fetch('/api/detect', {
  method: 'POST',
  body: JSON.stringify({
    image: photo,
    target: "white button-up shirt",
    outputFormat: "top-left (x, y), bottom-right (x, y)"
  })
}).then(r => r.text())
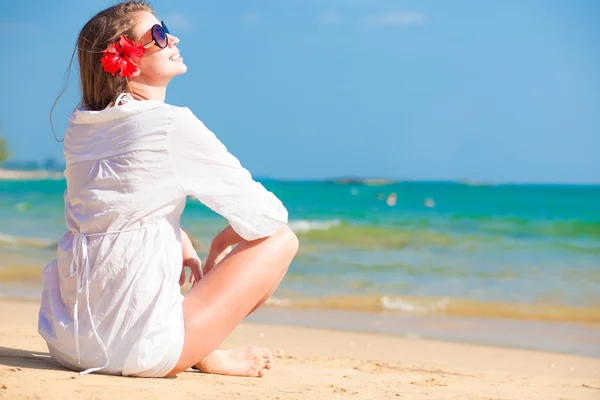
top-left (38, 96), bottom-right (288, 377)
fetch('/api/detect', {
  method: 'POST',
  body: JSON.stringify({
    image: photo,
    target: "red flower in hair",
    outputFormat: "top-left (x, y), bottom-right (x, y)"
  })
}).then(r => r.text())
top-left (101, 36), bottom-right (145, 78)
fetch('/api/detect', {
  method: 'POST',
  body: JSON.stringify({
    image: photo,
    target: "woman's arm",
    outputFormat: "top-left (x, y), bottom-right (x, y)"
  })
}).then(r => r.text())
top-left (211, 225), bottom-right (243, 250)
top-left (181, 229), bottom-right (198, 261)
top-left (202, 225), bottom-right (242, 276)
top-left (180, 228), bottom-right (202, 286)
top-left (168, 108), bottom-right (288, 242)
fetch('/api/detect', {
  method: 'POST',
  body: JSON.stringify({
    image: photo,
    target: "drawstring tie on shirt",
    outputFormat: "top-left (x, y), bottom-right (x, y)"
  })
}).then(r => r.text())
top-left (68, 222), bottom-right (157, 375)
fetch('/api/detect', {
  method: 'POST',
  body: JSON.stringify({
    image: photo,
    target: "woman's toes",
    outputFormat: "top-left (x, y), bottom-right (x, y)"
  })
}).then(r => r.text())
top-left (248, 364), bottom-right (261, 377)
top-left (197, 346), bottom-right (269, 378)
top-left (263, 348), bottom-right (273, 364)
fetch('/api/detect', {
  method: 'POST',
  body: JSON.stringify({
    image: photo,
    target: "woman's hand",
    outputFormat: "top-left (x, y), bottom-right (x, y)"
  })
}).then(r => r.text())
top-left (201, 225), bottom-right (243, 276)
top-left (180, 229), bottom-right (203, 287)
top-left (202, 245), bottom-right (232, 276)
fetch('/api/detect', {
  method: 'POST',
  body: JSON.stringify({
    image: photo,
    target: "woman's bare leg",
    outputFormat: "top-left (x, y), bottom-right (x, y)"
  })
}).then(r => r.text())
top-left (247, 266), bottom-right (288, 316)
top-left (166, 225), bottom-right (298, 377)
top-left (180, 231), bottom-right (286, 374)
top-left (181, 228), bottom-right (281, 317)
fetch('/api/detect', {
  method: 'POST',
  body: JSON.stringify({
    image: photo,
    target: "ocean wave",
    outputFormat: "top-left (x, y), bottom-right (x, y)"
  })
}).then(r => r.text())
top-left (15, 202), bottom-right (32, 211)
top-left (290, 217), bottom-right (600, 250)
top-left (294, 223), bottom-right (455, 249)
top-left (380, 296), bottom-right (449, 313)
top-left (264, 294), bottom-right (600, 323)
top-left (288, 219), bottom-right (342, 233)
top-left (0, 233), bottom-right (56, 249)
top-left (448, 216), bottom-right (600, 239)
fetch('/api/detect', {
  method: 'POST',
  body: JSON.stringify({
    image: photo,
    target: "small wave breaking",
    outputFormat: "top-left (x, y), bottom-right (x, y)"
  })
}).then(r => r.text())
top-left (0, 233), bottom-right (56, 249)
top-left (264, 294), bottom-right (600, 323)
top-left (288, 219), bottom-right (342, 233)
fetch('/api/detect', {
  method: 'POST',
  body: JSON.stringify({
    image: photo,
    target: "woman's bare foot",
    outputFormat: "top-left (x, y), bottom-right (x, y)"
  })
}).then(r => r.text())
top-left (194, 346), bottom-right (273, 377)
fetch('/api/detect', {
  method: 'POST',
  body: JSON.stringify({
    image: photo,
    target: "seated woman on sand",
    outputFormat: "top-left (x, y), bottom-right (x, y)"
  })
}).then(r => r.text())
top-left (38, 0), bottom-right (299, 378)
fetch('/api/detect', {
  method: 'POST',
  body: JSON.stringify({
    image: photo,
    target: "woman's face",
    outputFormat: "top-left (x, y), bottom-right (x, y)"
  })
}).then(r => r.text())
top-left (132, 11), bottom-right (187, 85)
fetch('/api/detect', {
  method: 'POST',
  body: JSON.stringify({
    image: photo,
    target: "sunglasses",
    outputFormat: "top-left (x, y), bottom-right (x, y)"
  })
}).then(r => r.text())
top-left (142, 21), bottom-right (170, 49)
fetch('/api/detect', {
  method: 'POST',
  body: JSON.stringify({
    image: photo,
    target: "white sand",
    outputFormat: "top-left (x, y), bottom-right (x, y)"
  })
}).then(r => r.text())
top-left (0, 299), bottom-right (598, 399)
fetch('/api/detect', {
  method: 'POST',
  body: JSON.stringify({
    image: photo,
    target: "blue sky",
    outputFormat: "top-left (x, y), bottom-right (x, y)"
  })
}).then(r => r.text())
top-left (0, 0), bottom-right (598, 183)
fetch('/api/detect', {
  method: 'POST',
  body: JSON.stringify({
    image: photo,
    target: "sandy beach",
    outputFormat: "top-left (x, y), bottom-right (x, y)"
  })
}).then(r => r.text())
top-left (0, 299), bottom-right (598, 399)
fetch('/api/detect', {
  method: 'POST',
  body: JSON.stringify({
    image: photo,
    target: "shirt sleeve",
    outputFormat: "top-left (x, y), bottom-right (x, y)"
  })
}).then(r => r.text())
top-left (168, 107), bottom-right (288, 241)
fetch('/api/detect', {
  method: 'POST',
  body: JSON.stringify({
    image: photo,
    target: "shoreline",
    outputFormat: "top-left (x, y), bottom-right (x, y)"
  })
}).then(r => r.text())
top-left (247, 308), bottom-right (600, 359)
top-left (3, 278), bottom-right (600, 325)
top-left (3, 293), bottom-right (600, 359)
top-left (1, 298), bottom-right (598, 399)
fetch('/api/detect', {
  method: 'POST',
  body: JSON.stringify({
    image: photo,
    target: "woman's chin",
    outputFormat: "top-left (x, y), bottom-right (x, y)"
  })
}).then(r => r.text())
top-left (174, 62), bottom-right (188, 75)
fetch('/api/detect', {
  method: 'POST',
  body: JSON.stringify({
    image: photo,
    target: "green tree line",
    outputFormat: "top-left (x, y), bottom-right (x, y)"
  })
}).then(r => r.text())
top-left (0, 122), bottom-right (9, 165)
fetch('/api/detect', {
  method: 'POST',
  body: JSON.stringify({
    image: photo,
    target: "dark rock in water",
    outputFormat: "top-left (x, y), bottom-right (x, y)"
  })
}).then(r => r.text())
top-left (328, 177), bottom-right (397, 186)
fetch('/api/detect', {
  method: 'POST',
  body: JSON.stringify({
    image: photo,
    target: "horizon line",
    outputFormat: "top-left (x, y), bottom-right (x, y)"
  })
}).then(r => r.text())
top-left (0, 166), bottom-right (598, 187)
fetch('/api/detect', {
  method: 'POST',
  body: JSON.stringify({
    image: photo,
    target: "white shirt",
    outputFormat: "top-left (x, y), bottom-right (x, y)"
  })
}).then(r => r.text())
top-left (38, 96), bottom-right (288, 376)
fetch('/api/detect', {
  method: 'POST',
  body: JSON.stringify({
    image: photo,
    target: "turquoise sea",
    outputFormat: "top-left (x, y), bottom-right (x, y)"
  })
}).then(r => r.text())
top-left (1, 178), bottom-right (599, 356)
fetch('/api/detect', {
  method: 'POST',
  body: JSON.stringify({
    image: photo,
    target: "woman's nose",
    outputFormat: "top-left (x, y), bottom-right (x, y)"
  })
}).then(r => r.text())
top-left (168, 34), bottom-right (179, 47)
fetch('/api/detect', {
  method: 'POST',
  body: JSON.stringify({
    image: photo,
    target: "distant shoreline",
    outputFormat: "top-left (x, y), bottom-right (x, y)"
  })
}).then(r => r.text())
top-left (327, 177), bottom-right (397, 185)
top-left (0, 168), bottom-right (63, 181)
top-left (0, 168), bottom-right (598, 186)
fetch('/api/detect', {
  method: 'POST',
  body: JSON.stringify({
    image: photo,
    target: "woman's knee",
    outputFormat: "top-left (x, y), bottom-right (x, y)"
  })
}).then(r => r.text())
top-left (255, 225), bottom-right (298, 278)
top-left (273, 225), bottom-right (299, 259)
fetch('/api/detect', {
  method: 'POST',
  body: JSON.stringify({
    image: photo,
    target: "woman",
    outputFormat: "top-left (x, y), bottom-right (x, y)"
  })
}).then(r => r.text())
top-left (38, 0), bottom-right (298, 378)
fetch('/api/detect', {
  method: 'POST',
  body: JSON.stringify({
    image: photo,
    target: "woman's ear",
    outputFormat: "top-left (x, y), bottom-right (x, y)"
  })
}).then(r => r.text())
top-left (131, 67), bottom-right (141, 77)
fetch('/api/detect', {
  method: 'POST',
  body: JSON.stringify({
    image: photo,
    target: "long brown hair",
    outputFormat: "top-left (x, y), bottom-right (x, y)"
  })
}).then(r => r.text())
top-left (51, 1), bottom-right (153, 140)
